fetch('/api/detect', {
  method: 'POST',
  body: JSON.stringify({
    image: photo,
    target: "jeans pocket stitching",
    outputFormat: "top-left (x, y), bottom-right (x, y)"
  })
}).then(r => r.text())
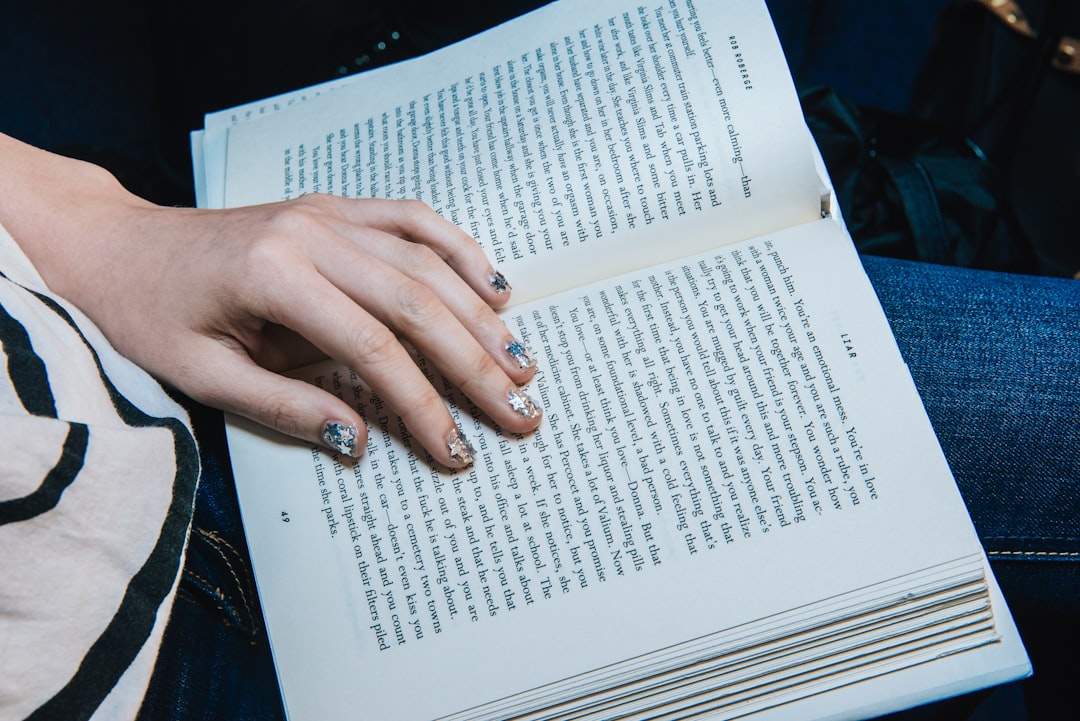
top-left (180, 567), bottom-right (237, 618)
top-left (193, 527), bottom-right (256, 622)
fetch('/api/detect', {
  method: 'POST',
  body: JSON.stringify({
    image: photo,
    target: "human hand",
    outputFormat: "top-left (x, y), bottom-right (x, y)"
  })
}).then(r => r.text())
top-left (0, 135), bottom-right (541, 467)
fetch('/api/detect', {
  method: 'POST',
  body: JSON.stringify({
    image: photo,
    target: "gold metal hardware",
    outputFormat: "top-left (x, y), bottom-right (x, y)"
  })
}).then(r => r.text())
top-left (978, 0), bottom-right (1036, 36)
top-left (975, 0), bottom-right (1080, 74)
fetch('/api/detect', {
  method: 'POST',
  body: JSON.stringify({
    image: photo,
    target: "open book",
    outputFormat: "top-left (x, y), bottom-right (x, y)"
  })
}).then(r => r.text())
top-left (193, 1), bottom-right (1030, 719)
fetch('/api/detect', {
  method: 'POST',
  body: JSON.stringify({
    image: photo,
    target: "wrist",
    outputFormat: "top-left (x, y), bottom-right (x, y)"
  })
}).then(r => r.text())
top-left (0, 133), bottom-right (156, 299)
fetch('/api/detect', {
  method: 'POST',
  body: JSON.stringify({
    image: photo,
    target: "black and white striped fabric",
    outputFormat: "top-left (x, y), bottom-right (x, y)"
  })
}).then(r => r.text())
top-left (0, 225), bottom-right (198, 720)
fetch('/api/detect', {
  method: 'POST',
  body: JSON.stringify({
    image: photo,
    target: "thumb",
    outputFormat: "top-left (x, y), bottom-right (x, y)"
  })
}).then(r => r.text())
top-left (181, 342), bottom-right (369, 459)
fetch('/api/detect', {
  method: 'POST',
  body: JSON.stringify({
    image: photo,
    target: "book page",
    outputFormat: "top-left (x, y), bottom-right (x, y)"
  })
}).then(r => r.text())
top-left (199, 75), bottom-right (366, 209)
top-left (226, 219), bottom-right (1025, 721)
top-left (221, 0), bottom-right (822, 303)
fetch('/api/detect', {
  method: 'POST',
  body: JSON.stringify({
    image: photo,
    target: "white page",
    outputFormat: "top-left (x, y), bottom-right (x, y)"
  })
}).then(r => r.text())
top-left (199, 76), bottom-right (364, 208)
top-left (190, 130), bottom-right (208, 208)
top-left (227, 219), bottom-right (1027, 721)
top-left (219, 0), bottom-right (823, 302)
top-left (471, 575), bottom-right (997, 719)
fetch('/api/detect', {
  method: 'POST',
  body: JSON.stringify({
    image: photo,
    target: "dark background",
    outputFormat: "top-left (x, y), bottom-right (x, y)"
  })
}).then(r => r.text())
top-left (0, 0), bottom-right (951, 206)
top-left (2, 2), bottom-right (1075, 719)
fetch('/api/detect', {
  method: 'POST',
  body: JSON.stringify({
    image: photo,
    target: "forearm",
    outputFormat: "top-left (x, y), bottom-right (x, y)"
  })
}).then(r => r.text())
top-left (0, 132), bottom-right (158, 306)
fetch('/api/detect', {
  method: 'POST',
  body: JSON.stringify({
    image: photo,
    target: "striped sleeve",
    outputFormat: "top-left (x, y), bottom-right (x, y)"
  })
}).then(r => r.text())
top-left (0, 225), bottom-right (198, 721)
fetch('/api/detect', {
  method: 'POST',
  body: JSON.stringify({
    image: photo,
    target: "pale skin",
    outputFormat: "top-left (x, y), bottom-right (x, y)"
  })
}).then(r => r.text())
top-left (0, 132), bottom-right (542, 467)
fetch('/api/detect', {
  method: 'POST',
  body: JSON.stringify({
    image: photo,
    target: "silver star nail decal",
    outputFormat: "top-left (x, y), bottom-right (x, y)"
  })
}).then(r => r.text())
top-left (508, 388), bottom-right (541, 420)
top-left (506, 339), bottom-right (537, 370)
top-left (447, 427), bottom-right (476, 465)
top-left (322, 421), bottom-right (360, 457)
top-left (488, 269), bottom-right (511, 294)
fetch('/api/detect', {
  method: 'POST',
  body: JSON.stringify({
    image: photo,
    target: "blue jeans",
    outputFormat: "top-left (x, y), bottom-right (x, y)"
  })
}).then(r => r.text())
top-left (138, 255), bottom-right (1079, 721)
top-left (864, 257), bottom-right (1080, 721)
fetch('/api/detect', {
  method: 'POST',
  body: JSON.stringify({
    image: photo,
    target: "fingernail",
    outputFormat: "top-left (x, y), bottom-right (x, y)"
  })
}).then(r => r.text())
top-left (505, 338), bottom-right (537, 370)
top-left (488, 269), bottom-right (511, 294)
top-left (322, 421), bottom-right (361, 458)
top-left (447, 426), bottom-right (476, 465)
top-left (507, 388), bottom-right (542, 420)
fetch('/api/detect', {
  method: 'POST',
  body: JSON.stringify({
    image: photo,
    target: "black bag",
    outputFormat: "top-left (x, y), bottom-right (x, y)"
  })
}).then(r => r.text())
top-left (910, 0), bottom-right (1080, 278)
top-left (802, 86), bottom-right (1032, 272)
top-left (802, 0), bottom-right (1080, 278)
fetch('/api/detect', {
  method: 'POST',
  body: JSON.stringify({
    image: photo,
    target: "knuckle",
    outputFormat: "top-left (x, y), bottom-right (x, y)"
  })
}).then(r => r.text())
top-left (264, 202), bottom-right (321, 236)
top-left (394, 279), bottom-right (441, 326)
top-left (347, 323), bottom-right (399, 365)
top-left (297, 192), bottom-right (339, 212)
top-left (397, 198), bottom-right (433, 219)
top-left (400, 242), bottom-right (443, 276)
top-left (241, 204), bottom-right (334, 282)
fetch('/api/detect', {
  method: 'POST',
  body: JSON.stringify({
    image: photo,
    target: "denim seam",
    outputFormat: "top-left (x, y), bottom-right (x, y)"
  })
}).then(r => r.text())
top-left (173, 587), bottom-right (204, 608)
top-left (192, 527), bottom-right (256, 623)
top-left (180, 567), bottom-right (236, 617)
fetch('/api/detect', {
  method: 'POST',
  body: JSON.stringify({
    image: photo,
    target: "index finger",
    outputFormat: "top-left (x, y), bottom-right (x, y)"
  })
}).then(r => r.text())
top-left (331, 197), bottom-right (513, 306)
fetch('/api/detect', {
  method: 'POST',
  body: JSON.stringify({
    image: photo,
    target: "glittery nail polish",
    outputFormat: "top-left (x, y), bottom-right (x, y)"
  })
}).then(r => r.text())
top-left (507, 388), bottom-right (542, 420)
top-left (488, 269), bottom-right (511, 294)
top-left (447, 426), bottom-right (476, 465)
top-left (322, 421), bottom-right (360, 457)
top-left (505, 338), bottom-right (537, 370)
